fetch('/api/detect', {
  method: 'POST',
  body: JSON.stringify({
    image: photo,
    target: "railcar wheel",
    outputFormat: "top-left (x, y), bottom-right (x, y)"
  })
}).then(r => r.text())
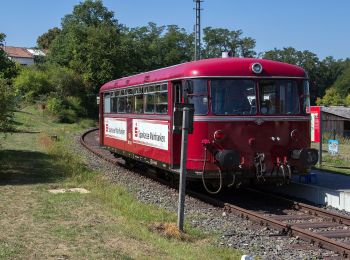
top-left (124, 158), bottom-right (136, 169)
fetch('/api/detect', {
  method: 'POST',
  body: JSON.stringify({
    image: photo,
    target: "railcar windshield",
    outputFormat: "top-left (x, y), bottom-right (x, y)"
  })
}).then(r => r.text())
top-left (259, 80), bottom-right (300, 115)
top-left (211, 79), bottom-right (256, 115)
top-left (302, 80), bottom-right (311, 114)
top-left (186, 79), bottom-right (208, 115)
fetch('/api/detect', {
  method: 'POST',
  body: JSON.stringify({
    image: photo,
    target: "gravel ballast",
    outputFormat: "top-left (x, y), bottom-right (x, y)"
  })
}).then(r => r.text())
top-left (73, 131), bottom-right (341, 259)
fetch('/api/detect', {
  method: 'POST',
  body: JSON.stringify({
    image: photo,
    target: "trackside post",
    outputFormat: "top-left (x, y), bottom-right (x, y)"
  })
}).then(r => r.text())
top-left (177, 106), bottom-right (193, 231)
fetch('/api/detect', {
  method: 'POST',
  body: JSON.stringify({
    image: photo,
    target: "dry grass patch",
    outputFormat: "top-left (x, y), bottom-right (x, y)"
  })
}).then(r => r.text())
top-left (38, 133), bottom-right (55, 150)
top-left (149, 222), bottom-right (192, 241)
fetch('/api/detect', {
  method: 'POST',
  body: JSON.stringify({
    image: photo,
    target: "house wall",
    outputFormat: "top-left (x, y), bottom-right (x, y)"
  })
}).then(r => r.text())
top-left (9, 57), bottom-right (34, 66)
top-left (322, 112), bottom-right (345, 136)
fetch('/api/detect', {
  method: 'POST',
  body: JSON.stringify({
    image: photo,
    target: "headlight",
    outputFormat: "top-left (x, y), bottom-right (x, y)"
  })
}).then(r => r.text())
top-left (251, 63), bottom-right (263, 74)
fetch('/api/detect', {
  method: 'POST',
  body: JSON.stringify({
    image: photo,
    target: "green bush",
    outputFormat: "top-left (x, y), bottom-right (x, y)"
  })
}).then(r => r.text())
top-left (13, 67), bottom-right (51, 102)
top-left (58, 109), bottom-right (78, 123)
top-left (316, 88), bottom-right (345, 106)
top-left (47, 96), bottom-right (63, 114)
top-left (78, 119), bottom-right (97, 128)
top-left (64, 96), bottom-right (86, 116)
top-left (47, 65), bottom-right (85, 98)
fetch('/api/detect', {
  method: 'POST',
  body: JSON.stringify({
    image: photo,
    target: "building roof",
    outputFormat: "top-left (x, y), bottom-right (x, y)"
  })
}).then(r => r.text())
top-left (27, 48), bottom-right (46, 56)
top-left (322, 106), bottom-right (350, 120)
top-left (0, 46), bottom-right (33, 58)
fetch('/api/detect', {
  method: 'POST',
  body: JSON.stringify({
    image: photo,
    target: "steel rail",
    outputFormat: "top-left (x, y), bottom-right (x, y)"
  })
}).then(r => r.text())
top-left (188, 190), bottom-right (350, 258)
top-left (246, 188), bottom-right (350, 226)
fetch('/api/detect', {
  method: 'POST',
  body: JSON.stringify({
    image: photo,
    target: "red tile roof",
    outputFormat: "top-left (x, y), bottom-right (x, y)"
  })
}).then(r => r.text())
top-left (0, 46), bottom-right (33, 58)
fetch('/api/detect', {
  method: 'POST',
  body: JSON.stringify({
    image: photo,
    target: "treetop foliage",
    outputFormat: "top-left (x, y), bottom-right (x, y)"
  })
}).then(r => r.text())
top-left (37, 27), bottom-right (61, 49)
top-left (202, 27), bottom-right (256, 58)
top-left (62, 0), bottom-right (118, 28)
top-left (0, 33), bottom-right (5, 45)
top-left (48, 0), bottom-right (122, 93)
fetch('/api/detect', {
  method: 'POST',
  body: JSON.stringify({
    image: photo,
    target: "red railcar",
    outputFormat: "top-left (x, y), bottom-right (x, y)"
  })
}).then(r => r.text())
top-left (99, 58), bottom-right (318, 193)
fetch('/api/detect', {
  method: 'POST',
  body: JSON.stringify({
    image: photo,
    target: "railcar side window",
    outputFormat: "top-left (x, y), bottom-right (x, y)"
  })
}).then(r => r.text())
top-left (259, 80), bottom-right (300, 115)
top-left (156, 84), bottom-right (168, 114)
top-left (108, 83), bottom-right (168, 115)
top-left (144, 86), bottom-right (156, 113)
top-left (211, 80), bottom-right (255, 115)
top-left (104, 93), bottom-right (111, 113)
top-left (186, 79), bottom-right (208, 115)
top-left (126, 89), bottom-right (134, 113)
top-left (134, 87), bottom-right (144, 114)
top-left (117, 96), bottom-right (126, 113)
top-left (111, 91), bottom-right (118, 112)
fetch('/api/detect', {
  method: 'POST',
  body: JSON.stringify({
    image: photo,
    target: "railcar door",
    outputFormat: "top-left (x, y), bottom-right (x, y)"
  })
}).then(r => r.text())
top-left (171, 81), bottom-right (183, 168)
top-left (99, 92), bottom-right (104, 146)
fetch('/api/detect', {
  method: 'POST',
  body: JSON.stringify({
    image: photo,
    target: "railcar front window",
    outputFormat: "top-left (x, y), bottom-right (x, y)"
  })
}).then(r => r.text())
top-left (211, 80), bottom-right (256, 115)
top-left (259, 80), bottom-right (300, 115)
top-left (186, 79), bottom-right (208, 115)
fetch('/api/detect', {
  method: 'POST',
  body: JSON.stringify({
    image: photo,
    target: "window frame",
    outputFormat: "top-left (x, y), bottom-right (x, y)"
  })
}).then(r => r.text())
top-left (103, 81), bottom-right (169, 115)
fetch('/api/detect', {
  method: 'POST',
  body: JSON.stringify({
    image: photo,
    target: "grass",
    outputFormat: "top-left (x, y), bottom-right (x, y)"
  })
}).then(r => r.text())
top-left (0, 106), bottom-right (241, 259)
top-left (311, 141), bottom-right (350, 175)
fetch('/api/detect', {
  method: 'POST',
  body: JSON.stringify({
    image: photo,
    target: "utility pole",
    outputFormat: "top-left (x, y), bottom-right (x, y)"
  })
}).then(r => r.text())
top-left (194, 0), bottom-right (203, 61)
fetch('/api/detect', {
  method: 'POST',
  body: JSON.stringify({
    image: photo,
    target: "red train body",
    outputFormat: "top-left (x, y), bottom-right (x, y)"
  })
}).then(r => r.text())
top-left (99, 58), bottom-right (318, 190)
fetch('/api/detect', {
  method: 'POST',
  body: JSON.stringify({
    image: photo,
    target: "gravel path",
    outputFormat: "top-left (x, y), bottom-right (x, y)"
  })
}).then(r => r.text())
top-left (73, 131), bottom-right (340, 259)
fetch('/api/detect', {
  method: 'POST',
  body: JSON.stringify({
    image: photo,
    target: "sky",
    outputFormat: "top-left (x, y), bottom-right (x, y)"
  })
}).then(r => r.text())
top-left (0, 0), bottom-right (349, 60)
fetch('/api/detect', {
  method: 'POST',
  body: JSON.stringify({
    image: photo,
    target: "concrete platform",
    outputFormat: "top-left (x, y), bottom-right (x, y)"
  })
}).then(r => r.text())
top-left (261, 169), bottom-right (350, 212)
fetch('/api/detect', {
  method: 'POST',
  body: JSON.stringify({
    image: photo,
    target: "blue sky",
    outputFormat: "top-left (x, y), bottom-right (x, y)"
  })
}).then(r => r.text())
top-left (0, 0), bottom-right (349, 60)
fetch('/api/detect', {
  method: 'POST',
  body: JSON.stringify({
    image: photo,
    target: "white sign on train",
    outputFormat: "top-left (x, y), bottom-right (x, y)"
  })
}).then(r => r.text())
top-left (105, 118), bottom-right (127, 141)
top-left (132, 119), bottom-right (169, 150)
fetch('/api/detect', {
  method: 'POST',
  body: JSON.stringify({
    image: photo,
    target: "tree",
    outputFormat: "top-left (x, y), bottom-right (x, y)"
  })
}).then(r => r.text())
top-left (0, 33), bottom-right (5, 44)
top-left (0, 33), bottom-right (18, 79)
top-left (119, 22), bottom-right (193, 75)
top-left (331, 66), bottom-right (350, 96)
top-left (48, 0), bottom-right (123, 93)
top-left (159, 25), bottom-right (193, 66)
top-left (13, 66), bottom-right (51, 101)
top-left (0, 77), bottom-right (15, 132)
top-left (202, 27), bottom-right (256, 58)
top-left (37, 27), bottom-right (61, 49)
top-left (263, 47), bottom-right (320, 103)
top-left (316, 87), bottom-right (344, 106)
top-left (315, 56), bottom-right (344, 97)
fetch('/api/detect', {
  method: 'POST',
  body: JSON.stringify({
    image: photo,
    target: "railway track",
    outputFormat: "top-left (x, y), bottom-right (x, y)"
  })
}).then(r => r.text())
top-left (81, 128), bottom-right (350, 258)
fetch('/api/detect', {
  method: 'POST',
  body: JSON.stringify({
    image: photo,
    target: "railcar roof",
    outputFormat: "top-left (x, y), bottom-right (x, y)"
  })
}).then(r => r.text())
top-left (100, 58), bottom-right (306, 92)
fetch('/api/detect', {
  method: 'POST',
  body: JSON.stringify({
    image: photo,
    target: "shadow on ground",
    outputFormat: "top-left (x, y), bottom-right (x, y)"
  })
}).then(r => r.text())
top-left (0, 150), bottom-right (65, 185)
